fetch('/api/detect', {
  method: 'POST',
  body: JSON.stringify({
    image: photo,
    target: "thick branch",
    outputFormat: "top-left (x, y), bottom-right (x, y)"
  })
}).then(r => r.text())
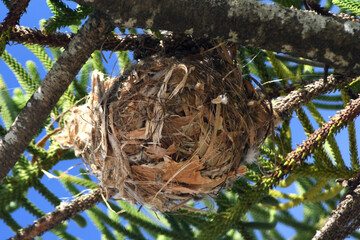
top-left (9, 189), bottom-right (103, 240)
top-left (0, 12), bottom-right (114, 181)
top-left (72, 0), bottom-right (360, 75)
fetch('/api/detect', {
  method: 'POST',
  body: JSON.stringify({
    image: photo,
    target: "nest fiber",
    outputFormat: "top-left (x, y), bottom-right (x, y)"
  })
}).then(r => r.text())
top-left (55, 51), bottom-right (274, 211)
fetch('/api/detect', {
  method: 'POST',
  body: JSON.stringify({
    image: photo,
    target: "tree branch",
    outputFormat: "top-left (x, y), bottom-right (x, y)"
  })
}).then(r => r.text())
top-left (71, 0), bottom-right (360, 75)
top-left (274, 75), bottom-right (354, 119)
top-left (0, 0), bottom-right (30, 33)
top-left (10, 26), bottom-right (161, 54)
top-left (259, 75), bottom-right (358, 188)
top-left (9, 189), bottom-right (104, 240)
top-left (0, 11), bottom-right (114, 181)
top-left (312, 178), bottom-right (360, 240)
top-left (282, 95), bottom-right (360, 175)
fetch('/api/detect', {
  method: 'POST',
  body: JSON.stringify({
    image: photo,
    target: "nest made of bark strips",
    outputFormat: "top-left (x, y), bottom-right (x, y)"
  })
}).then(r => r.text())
top-left (54, 50), bottom-right (275, 211)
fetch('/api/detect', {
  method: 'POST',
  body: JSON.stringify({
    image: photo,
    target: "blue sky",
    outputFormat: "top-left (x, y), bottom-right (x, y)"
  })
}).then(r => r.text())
top-left (0, 0), bottom-right (358, 239)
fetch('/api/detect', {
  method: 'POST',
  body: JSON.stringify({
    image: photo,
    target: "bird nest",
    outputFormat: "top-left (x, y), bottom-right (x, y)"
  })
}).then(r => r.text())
top-left (54, 48), bottom-right (275, 211)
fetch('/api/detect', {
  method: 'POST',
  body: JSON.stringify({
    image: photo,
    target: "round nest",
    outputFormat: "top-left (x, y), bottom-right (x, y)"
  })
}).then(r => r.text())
top-left (54, 49), bottom-right (274, 211)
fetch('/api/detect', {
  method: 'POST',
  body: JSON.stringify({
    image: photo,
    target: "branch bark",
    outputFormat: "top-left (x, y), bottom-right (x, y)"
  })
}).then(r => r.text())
top-left (273, 89), bottom-right (360, 180)
top-left (312, 180), bottom-right (360, 240)
top-left (71, 0), bottom-right (360, 75)
top-left (274, 75), bottom-right (354, 119)
top-left (9, 189), bottom-right (104, 240)
top-left (0, 11), bottom-right (114, 181)
top-left (10, 26), bottom-right (160, 53)
top-left (0, 0), bottom-right (30, 34)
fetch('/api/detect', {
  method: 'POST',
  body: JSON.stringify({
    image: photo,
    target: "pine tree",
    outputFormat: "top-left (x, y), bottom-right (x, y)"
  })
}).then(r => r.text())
top-left (1, 0), bottom-right (360, 239)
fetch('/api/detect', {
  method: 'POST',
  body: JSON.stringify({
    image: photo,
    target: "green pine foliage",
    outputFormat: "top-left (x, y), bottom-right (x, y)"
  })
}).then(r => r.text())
top-left (45, 0), bottom-right (92, 33)
top-left (26, 44), bottom-right (54, 71)
top-left (117, 51), bottom-right (132, 74)
top-left (2, 0), bottom-right (360, 239)
top-left (333, 0), bottom-right (360, 16)
top-left (0, 75), bottom-right (17, 128)
top-left (92, 51), bottom-right (107, 74)
top-left (1, 50), bottom-right (38, 95)
top-left (0, 26), bottom-right (10, 56)
top-left (74, 60), bottom-right (92, 99)
top-left (265, 50), bottom-right (294, 83)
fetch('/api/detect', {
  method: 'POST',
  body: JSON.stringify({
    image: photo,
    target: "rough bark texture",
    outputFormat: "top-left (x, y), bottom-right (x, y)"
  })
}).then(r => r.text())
top-left (72, 0), bottom-right (360, 75)
top-left (0, 11), bottom-right (114, 181)
top-left (0, 0), bottom-right (30, 33)
top-left (9, 189), bottom-right (103, 240)
top-left (312, 183), bottom-right (360, 240)
top-left (10, 26), bottom-right (161, 54)
top-left (275, 95), bottom-right (360, 240)
top-left (275, 75), bottom-right (354, 119)
top-left (2, 1), bottom-right (360, 238)
top-left (275, 91), bottom-right (360, 178)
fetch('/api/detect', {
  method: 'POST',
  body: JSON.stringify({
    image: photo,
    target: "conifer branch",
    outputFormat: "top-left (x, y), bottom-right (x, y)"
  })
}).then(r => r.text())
top-left (44, 1), bottom-right (92, 34)
top-left (71, 0), bottom-right (360, 75)
top-left (0, 11), bottom-right (114, 182)
top-left (333, 0), bottom-right (360, 16)
top-left (312, 174), bottom-right (360, 240)
top-left (305, 103), bottom-right (344, 167)
top-left (271, 95), bottom-right (360, 186)
top-left (296, 108), bottom-right (334, 169)
top-left (10, 26), bottom-right (161, 53)
top-left (0, 0), bottom-right (30, 34)
top-left (275, 75), bottom-right (355, 119)
top-left (260, 86), bottom-right (360, 189)
top-left (0, 0), bottom-right (30, 55)
top-left (11, 26), bottom-right (73, 47)
top-left (9, 189), bottom-right (104, 240)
